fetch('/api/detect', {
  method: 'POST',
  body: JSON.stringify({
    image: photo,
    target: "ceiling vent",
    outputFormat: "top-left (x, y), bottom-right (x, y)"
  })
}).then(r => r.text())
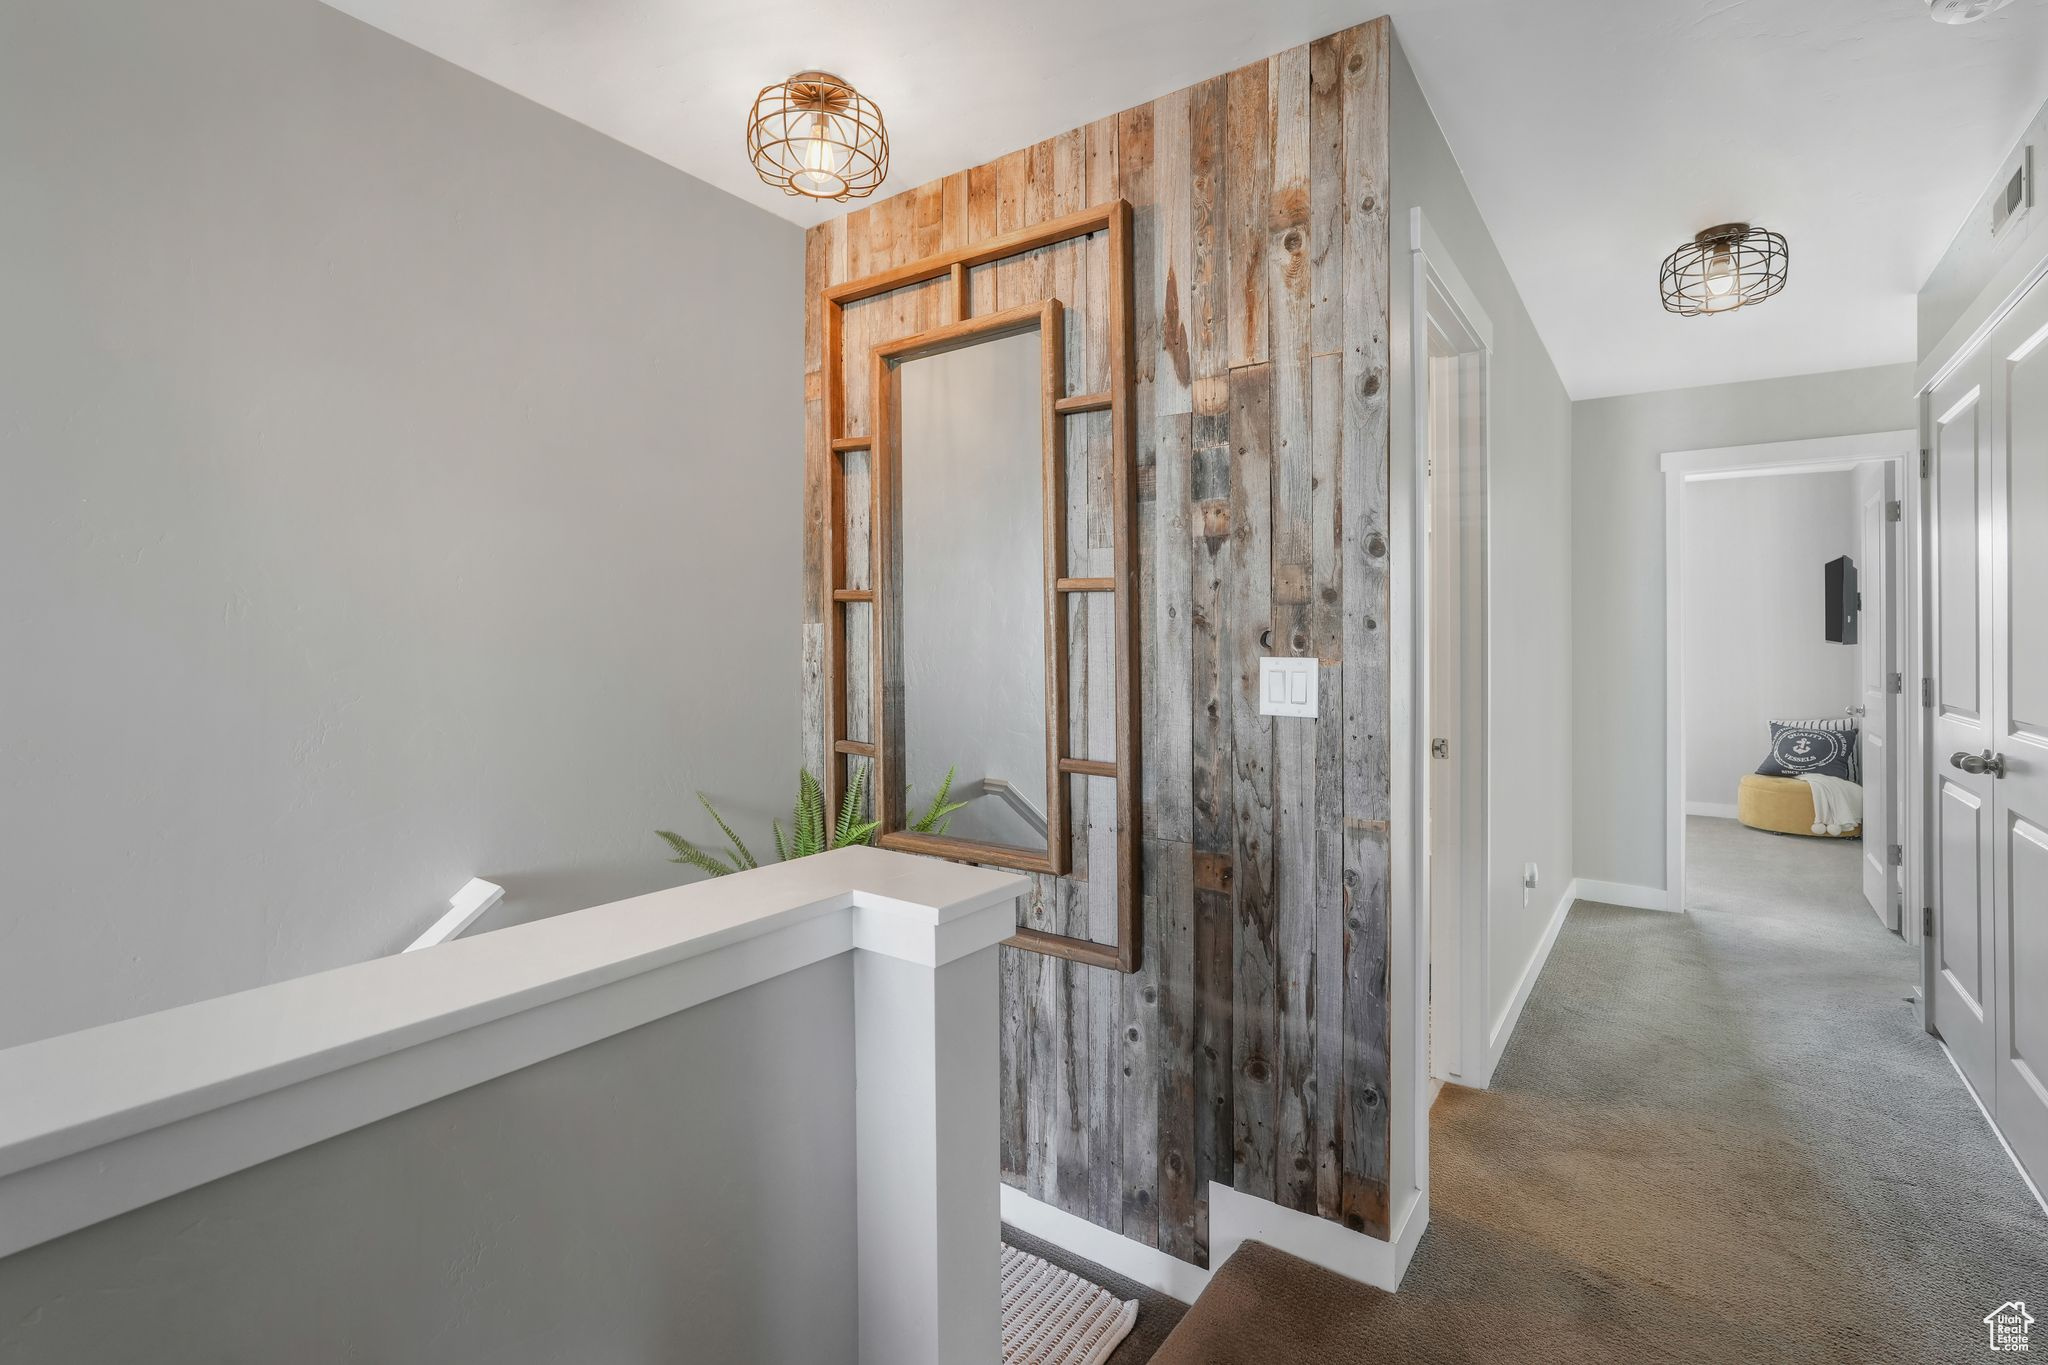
top-left (1992, 148), bottom-right (2033, 237)
top-left (1926, 0), bottom-right (2015, 22)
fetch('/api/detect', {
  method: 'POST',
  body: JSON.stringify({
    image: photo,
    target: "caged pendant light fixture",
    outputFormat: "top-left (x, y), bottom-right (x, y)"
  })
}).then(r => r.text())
top-left (1659, 223), bottom-right (1789, 317)
top-left (746, 71), bottom-right (888, 202)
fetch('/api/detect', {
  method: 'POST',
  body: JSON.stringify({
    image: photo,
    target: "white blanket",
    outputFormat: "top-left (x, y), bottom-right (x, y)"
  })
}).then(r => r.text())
top-left (1798, 773), bottom-right (1863, 835)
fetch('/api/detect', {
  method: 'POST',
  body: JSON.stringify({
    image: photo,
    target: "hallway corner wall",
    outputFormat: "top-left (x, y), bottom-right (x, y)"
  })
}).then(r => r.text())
top-left (1388, 34), bottom-right (1576, 1047)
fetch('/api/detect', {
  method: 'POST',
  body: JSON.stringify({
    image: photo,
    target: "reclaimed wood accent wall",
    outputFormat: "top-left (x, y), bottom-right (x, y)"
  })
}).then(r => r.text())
top-left (800, 17), bottom-right (1392, 1258)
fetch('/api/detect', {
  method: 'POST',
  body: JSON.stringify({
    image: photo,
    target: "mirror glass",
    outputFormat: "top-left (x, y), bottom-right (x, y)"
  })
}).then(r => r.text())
top-left (896, 329), bottom-right (1047, 854)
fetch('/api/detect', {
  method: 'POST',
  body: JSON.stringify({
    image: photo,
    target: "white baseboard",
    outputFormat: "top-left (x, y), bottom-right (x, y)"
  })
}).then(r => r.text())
top-left (1206, 1181), bottom-right (1427, 1293)
top-left (1685, 802), bottom-right (1740, 821)
top-left (1475, 877), bottom-right (1578, 1087)
top-left (999, 1184), bottom-right (1209, 1304)
top-left (1573, 878), bottom-right (1673, 913)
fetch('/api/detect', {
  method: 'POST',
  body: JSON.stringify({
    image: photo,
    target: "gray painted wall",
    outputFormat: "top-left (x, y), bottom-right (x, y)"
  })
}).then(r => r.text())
top-left (1571, 365), bottom-right (1915, 891)
top-left (0, 958), bottom-right (859, 1365)
top-left (0, 0), bottom-right (804, 1047)
top-left (1389, 38), bottom-right (1578, 1029)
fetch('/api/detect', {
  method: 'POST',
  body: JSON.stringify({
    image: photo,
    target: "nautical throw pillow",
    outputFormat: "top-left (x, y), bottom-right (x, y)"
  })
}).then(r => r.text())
top-left (1757, 721), bottom-right (1859, 781)
top-left (1775, 715), bottom-right (1862, 782)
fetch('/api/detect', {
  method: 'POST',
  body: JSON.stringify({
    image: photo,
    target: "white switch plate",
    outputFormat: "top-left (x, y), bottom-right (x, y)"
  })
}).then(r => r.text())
top-left (1258, 657), bottom-right (1318, 718)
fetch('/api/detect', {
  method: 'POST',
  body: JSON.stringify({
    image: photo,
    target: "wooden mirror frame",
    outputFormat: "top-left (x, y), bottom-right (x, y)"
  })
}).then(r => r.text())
top-left (819, 200), bottom-right (1140, 971)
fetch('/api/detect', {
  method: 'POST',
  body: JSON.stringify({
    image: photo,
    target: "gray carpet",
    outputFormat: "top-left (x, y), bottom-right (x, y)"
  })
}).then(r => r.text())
top-left (1146, 816), bottom-right (2047, 1363)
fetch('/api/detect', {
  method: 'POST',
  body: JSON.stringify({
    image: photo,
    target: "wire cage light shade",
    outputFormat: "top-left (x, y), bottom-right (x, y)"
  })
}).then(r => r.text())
top-left (746, 71), bottom-right (888, 202)
top-left (1659, 223), bottom-right (1788, 317)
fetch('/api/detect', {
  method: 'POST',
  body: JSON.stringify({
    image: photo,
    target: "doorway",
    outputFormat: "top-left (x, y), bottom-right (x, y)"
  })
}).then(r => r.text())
top-left (1406, 210), bottom-right (1491, 1098)
top-left (1660, 432), bottom-right (1922, 925)
top-left (1423, 290), bottom-right (1488, 1091)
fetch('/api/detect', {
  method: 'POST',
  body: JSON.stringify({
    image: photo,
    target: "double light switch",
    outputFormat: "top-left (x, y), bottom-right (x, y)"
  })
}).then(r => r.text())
top-left (1258, 656), bottom-right (1318, 718)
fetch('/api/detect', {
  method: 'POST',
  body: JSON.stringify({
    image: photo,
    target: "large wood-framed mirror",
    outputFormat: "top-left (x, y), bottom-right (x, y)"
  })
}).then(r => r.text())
top-left (818, 201), bottom-right (1138, 971)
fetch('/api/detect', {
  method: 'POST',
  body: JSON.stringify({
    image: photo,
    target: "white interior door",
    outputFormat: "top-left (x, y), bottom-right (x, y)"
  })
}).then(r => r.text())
top-left (1988, 281), bottom-right (2048, 1188)
top-left (1428, 352), bottom-right (1461, 1083)
top-left (1859, 465), bottom-right (1896, 927)
top-left (1928, 351), bottom-right (1999, 1102)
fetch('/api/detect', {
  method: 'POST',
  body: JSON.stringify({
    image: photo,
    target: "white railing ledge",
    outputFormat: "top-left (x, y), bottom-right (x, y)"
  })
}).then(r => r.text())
top-left (0, 846), bottom-right (1026, 1263)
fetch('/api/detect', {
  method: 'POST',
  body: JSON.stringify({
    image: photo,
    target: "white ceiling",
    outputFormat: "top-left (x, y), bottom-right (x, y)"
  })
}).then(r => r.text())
top-left (322, 0), bottom-right (2048, 399)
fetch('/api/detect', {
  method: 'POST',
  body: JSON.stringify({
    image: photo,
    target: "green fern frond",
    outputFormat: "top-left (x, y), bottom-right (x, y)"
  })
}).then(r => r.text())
top-left (910, 767), bottom-right (971, 834)
top-left (799, 769), bottom-right (829, 858)
top-left (657, 829), bottom-right (738, 877)
top-left (697, 793), bottom-right (758, 870)
top-left (772, 818), bottom-right (790, 864)
top-left (834, 762), bottom-right (872, 847)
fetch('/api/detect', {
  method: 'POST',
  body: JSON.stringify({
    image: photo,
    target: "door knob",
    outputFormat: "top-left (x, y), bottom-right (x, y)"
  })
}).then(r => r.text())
top-left (1950, 750), bottom-right (2008, 778)
top-left (1845, 705), bottom-right (1867, 717)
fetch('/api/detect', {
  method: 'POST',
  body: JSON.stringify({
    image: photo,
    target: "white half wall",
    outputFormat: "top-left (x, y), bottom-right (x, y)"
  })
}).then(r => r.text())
top-left (0, 960), bottom-right (863, 1365)
top-left (1681, 471), bottom-right (1862, 808)
top-left (1571, 365), bottom-right (1916, 891)
top-left (0, 0), bottom-right (804, 1047)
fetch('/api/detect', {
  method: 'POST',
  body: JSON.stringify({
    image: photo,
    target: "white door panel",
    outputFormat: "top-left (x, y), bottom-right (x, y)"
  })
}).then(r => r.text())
top-left (2003, 819), bottom-right (2048, 1168)
top-left (1937, 778), bottom-right (1989, 1016)
top-left (1989, 285), bottom-right (2048, 1189)
top-left (1928, 355), bottom-right (2000, 1105)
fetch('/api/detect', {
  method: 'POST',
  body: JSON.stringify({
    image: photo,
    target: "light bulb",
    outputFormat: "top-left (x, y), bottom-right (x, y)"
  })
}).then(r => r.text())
top-left (1703, 247), bottom-right (1738, 297)
top-left (793, 111), bottom-right (848, 195)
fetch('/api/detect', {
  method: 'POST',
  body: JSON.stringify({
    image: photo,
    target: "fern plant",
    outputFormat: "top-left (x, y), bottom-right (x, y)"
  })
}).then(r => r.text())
top-left (908, 766), bottom-right (969, 835)
top-left (660, 761), bottom-right (916, 877)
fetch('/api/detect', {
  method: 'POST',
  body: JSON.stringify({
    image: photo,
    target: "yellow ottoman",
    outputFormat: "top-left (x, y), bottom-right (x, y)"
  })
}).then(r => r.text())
top-left (1736, 774), bottom-right (1859, 838)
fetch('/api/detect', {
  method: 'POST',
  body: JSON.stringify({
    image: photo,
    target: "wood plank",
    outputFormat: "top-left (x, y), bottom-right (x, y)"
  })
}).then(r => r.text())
top-left (1225, 58), bottom-right (1273, 371)
top-left (1267, 41), bottom-right (1318, 1218)
top-left (831, 435), bottom-right (872, 452)
top-left (1148, 838), bottom-right (1195, 1255)
top-left (1226, 362), bottom-right (1277, 1205)
top-left (1153, 86), bottom-right (1193, 418)
top-left (1309, 353), bottom-right (1347, 1222)
top-left (1054, 392), bottom-right (1114, 414)
top-left (1057, 577), bottom-right (1115, 593)
top-left (831, 588), bottom-right (873, 603)
top-left (1081, 111), bottom-right (1125, 1233)
top-left (1058, 757), bottom-right (1118, 778)
top-left (1338, 17), bottom-right (1393, 1240)
top-left (1308, 32), bottom-right (1347, 359)
top-left (940, 170), bottom-right (970, 253)
top-left (1187, 74), bottom-right (1225, 392)
top-left (832, 739), bottom-right (875, 757)
top-left (1188, 394), bottom-right (1234, 1251)
top-left (1045, 128), bottom-right (1093, 1224)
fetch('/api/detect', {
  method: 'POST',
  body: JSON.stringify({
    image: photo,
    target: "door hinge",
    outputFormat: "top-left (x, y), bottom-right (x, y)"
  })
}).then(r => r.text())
top-left (1886, 499), bottom-right (1902, 522)
top-left (1431, 738), bottom-right (1450, 760)
top-left (1920, 447), bottom-right (1931, 478)
top-left (1923, 905), bottom-right (1934, 937)
top-left (1889, 843), bottom-right (1904, 867)
top-left (1922, 676), bottom-right (1934, 707)
top-left (1889, 671), bottom-right (1904, 695)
